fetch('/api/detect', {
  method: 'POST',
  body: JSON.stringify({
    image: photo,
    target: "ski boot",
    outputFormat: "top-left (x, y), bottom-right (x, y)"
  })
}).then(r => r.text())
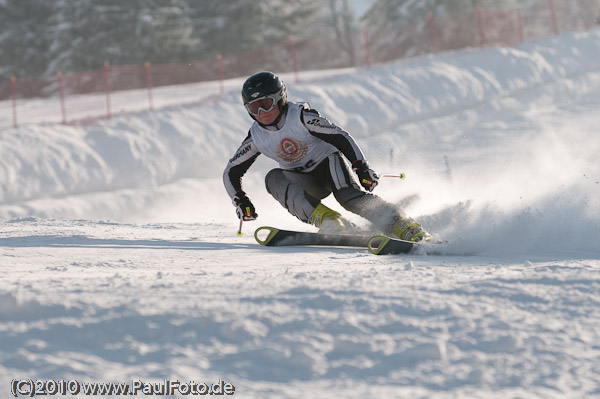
top-left (391, 217), bottom-right (431, 242)
top-left (311, 203), bottom-right (350, 234)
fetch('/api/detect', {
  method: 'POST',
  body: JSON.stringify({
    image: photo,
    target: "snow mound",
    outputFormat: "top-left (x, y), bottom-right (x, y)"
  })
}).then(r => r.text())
top-left (1, 30), bottom-right (600, 257)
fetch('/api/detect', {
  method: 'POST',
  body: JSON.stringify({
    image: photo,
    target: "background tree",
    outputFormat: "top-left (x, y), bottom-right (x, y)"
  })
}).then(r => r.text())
top-left (0, 0), bottom-right (326, 81)
top-left (188, 0), bottom-right (323, 57)
top-left (328, 0), bottom-right (358, 67)
top-left (360, 0), bottom-right (540, 61)
top-left (0, 0), bottom-right (55, 79)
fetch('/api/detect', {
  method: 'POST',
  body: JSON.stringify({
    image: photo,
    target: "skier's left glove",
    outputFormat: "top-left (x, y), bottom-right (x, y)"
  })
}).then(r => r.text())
top-left (352, 160), bottom-right (379, 192)
top-left (233, 190), bottom-right (258, 221)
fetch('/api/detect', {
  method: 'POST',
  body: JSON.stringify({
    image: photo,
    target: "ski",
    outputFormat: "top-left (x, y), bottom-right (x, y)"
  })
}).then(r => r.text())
top-left (254, 227), bottom-right (442, 256)
top-left (367, 235), bottom-right (416, 255)
top-left (254, 226), bottom-right (372, 248)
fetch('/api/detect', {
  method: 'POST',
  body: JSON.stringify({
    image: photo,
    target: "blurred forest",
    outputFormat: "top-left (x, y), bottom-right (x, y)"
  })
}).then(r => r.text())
top-left (0, 0), bottom-right (358, 80)
top-left (0, 0), bottom-right (585, 81)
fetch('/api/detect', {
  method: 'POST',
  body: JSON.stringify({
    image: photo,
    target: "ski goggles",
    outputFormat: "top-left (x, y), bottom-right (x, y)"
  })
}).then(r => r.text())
top-left (244, 94), bottom-right (280, 116)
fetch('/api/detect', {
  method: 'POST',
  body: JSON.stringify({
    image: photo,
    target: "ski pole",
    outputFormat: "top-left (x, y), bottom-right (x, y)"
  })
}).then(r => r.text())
top-left (236, 219), bottom-right (244, 237)
top-left (380, 172), bottom-right (406, 180)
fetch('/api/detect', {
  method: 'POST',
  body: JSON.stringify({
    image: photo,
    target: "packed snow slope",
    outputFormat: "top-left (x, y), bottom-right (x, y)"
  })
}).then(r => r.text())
top-left (1, 30), bottom-right (599, 399)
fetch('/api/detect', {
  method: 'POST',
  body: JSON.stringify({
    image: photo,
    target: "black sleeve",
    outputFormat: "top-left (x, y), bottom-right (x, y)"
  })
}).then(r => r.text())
top-left (301, 106), bottom-right (366, 164)
top-left (223, 131), bottom-right (261, 198)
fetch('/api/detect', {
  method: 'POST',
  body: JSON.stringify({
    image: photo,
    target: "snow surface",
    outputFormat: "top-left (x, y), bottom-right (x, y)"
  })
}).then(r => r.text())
top-left (1, 30), bottom-right (600, 398)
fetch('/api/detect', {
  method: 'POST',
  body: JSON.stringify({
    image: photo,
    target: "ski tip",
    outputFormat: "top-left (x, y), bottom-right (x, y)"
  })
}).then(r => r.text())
top-left (254, 226), bottom-right (280, 246)
top-left (367, 235), bottom-right (391, 255)
top-left (368, 235), bottom-right (416, 255)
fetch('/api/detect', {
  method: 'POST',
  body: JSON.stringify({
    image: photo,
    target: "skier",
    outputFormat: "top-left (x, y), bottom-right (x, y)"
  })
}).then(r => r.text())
top-left (223, 71), bottom-right (430, 242)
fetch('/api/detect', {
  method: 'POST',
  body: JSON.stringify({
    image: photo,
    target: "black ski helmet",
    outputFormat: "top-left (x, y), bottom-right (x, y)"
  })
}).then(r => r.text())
top-left (241, 71), bottom-right (288, 120)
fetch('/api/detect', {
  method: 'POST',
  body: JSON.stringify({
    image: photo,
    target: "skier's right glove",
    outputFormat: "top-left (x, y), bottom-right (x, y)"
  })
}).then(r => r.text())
top-left (233, 191), bottom-right (258, 221)
top-left (352, 160), bottom-right (379, 192)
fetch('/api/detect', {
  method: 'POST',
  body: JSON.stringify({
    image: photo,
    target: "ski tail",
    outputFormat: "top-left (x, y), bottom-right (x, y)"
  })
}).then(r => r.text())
top-left (254, 226), bottom-right (372, 248)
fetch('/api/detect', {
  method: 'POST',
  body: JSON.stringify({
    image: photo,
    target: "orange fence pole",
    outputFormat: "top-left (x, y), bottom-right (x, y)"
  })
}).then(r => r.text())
top-left (57, 71), bottom-right (67, 124)
top-left (103, 61), bottom-right (111, 119)
top-left (10, 76), bottom-right (17, 127)
top-left (515, 9), bottom-right (524, 44)
top-left (427, 12), bottom-right (439, 53)
top-left (547, 0), bottom-right (559, 35)
top-left (216, 54), bottom-right (224, 96)
top-left (476, 4), bottom-right (486, 48)
top-left (145, 61), bottom-right (154, 110)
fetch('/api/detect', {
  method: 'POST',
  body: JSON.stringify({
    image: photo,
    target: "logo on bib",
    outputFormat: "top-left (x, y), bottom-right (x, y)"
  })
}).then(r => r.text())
top-left (277, 138), bottom-right (308, 163)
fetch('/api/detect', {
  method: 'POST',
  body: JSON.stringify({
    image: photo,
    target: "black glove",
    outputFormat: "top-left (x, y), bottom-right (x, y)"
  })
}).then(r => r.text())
top-left (232, 191), bottom-right (258, 221)
top-left (352, 160), bottom-right (379, 192)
